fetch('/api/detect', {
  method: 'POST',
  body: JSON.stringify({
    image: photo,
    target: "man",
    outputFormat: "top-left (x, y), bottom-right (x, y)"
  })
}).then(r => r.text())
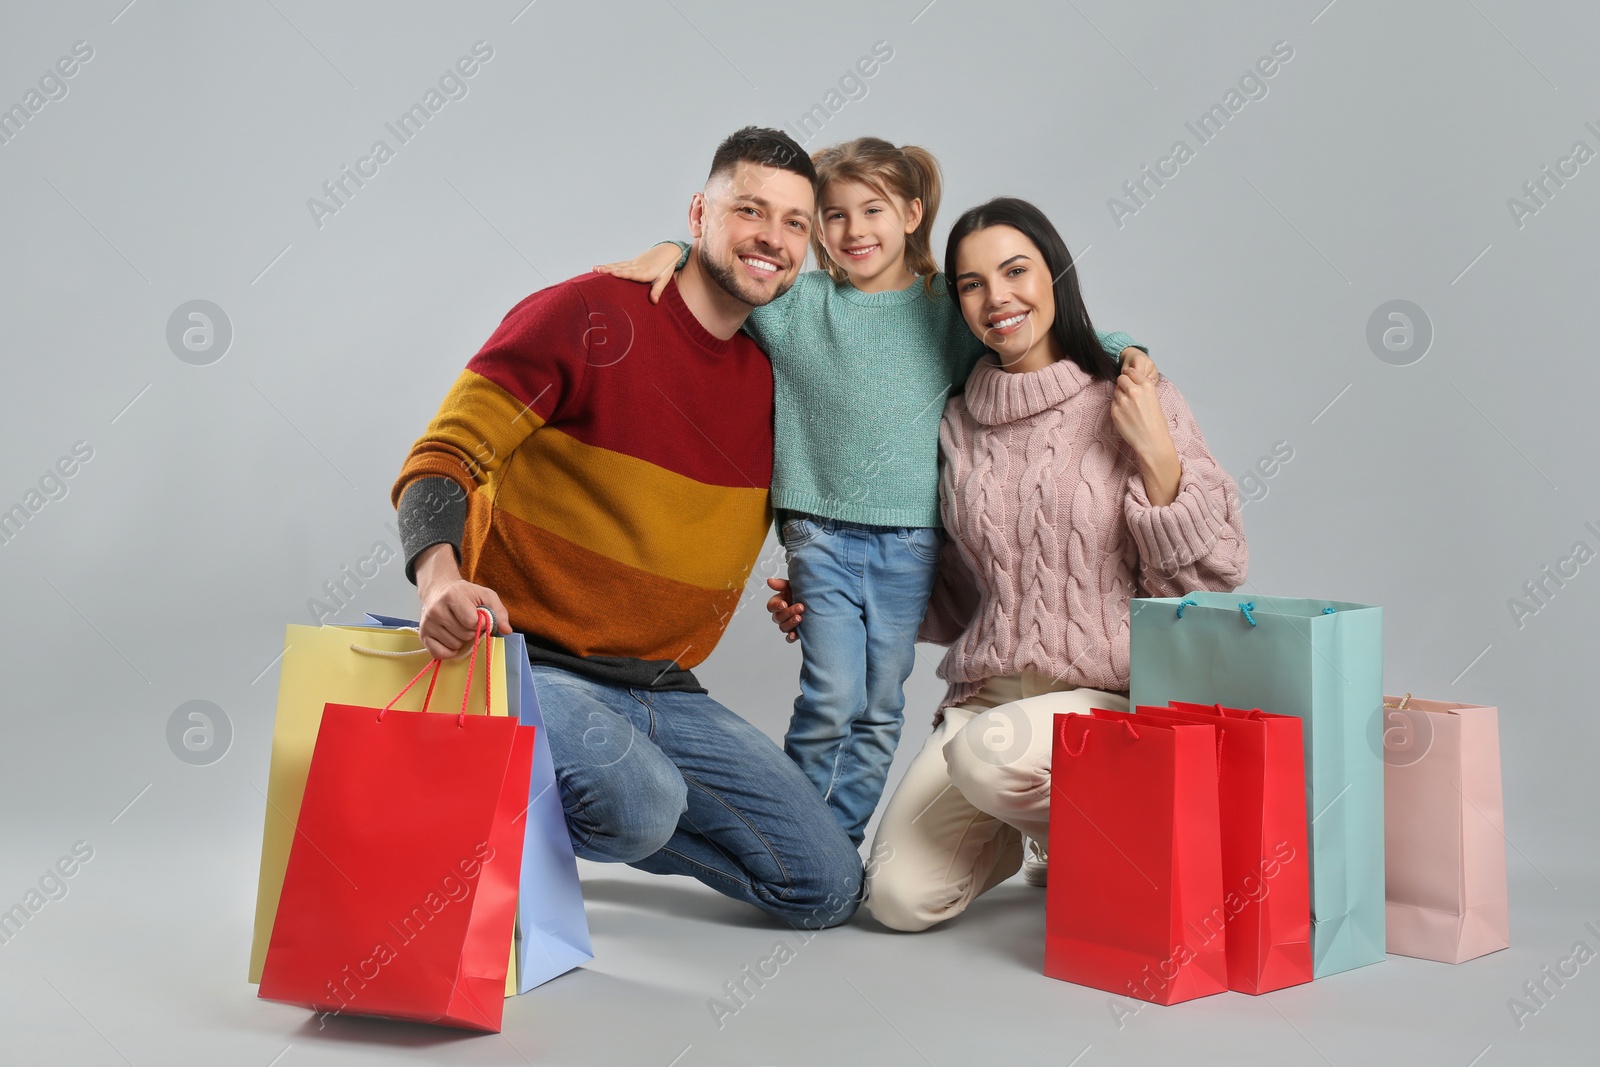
top-left (390, 127), bottom-right (864, 929)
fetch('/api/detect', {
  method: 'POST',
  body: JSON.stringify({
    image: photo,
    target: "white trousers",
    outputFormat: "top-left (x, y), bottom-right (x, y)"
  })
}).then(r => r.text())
top-left (865, 671), bottom-right (1130, 932)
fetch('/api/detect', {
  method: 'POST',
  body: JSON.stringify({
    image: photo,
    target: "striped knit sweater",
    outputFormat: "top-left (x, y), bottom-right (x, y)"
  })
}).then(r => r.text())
top-left (389, 272), bottom-right (773, 683)
top-left (918, 352), bottom-right (1249, 719)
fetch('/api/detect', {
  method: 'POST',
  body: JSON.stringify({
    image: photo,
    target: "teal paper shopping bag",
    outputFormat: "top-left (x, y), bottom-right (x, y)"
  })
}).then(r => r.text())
top-left (1129, 593), bottom-right (1384, 979)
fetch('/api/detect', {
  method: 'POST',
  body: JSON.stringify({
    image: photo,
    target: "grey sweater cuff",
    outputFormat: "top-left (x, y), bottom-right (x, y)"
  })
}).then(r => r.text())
top-left (396, 476), bottom-right (469, 585)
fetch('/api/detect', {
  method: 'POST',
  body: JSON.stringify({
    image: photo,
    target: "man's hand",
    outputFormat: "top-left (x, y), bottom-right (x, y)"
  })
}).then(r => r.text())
top-left (593, 243), bottom-right (682, 304)
top-left (415, 543), bottom-right (512, 659)
top-left (765, 577), bottom-right (804, 643)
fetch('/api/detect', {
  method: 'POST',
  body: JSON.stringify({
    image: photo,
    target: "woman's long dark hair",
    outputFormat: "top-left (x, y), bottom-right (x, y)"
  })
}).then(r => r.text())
top-left (943, 197), bottom-right (1119, 382)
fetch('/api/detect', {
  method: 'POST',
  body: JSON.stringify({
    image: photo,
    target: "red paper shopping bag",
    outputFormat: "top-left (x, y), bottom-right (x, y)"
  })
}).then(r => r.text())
top-left (259, 613), bottom-right (535, 1031)
top-left (1046, 711), bottom-right (1228, 1005)
top-left (1133, 703), bottom-right (1313, 993)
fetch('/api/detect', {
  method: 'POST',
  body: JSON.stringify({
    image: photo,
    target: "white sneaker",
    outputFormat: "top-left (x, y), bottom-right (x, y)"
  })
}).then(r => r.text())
top-left (1022, 836), bottom-right (1048, 887)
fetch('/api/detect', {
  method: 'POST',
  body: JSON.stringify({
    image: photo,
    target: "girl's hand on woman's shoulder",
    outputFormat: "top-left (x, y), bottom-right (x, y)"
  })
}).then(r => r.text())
top-left (1119, 347), bottom-right (1159, 384)
top-left (1110, 371), bottom-right (1170, 452)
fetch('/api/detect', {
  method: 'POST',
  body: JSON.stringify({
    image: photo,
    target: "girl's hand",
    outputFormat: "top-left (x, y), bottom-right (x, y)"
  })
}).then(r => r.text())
top-left (1110, 370), bottom-right (1182, 505)
top-left (593, 243), bottom-right (682, 304)
top-left (765, 577), bottom-right (804, 643)
top-left (1119, 347), bottom-right (1159, 384)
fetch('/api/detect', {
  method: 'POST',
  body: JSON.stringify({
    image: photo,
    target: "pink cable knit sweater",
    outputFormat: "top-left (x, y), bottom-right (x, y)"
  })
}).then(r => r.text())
top-left (918, 352), bottom-right (1248, 718)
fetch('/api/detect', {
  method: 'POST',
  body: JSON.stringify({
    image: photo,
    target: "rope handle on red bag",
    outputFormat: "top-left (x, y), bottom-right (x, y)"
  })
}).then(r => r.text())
top-left (1058, 712), bottom-right (1140, 756)
top-left (378, 607), bottom-right (496, 727)
top-left (1211, 701), bottom-right (1269, 722)
top-left (1059, 710), bottom-right (1223, 770)
top-left (1193, 705), bottom-right (1231, 772)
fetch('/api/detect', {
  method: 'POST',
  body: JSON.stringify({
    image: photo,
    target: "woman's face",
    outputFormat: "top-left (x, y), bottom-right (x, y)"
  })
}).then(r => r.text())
top-left (953, 224), bottom-right (1056, 367)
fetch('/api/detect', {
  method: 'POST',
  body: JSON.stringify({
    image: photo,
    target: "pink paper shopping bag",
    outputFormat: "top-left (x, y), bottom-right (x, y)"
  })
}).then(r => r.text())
top-left (1382, 694), bottom-right (1509, 963)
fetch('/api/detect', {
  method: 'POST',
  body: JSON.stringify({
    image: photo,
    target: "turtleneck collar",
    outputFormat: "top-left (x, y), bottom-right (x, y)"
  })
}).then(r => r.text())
top-left (961, 352), bottom-right (1103, 426)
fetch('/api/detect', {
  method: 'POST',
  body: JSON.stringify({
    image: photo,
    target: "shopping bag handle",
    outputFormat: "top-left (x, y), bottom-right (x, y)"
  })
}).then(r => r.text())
top-left (1058, 712), bottom-right (1139, 756)
top-left (1173, 598), bottom-right (1259, 626)
top-left (377, 607), bottom-right (496, 727)
top-left (1209, 702), bottom-right (1268, 721)
top-left (346, 607), bottom-right (497, 658)
top-left (1188, 706), bottom-right (1231, 769)
top-left (1061, 712), bottom-right (1225, 771)
top-left (347, 626), bottom-right (427, 657)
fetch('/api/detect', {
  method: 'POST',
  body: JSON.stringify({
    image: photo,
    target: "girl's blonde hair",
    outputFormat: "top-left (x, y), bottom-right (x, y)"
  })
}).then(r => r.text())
top-left (809, 137), bottom-right (943, 297)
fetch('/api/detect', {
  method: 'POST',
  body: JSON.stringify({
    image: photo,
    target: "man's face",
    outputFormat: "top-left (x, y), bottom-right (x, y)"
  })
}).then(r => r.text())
top-left (691, 160), bottom-right (814, 307)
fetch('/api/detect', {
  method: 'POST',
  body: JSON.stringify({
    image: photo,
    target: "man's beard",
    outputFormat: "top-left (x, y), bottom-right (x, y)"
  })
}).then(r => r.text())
top-left (698, 241), bottom-right (793, 308)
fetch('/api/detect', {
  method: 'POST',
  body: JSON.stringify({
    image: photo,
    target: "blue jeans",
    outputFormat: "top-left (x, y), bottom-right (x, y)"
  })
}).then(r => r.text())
top-left (779, 513), bottom-right (942, 846)
top-left (531, 665), bottom-right (864, 929)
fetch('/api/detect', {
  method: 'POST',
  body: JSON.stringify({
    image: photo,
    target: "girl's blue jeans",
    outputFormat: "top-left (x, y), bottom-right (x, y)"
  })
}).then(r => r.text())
top-left (779, 512), bottom-right (942, 847)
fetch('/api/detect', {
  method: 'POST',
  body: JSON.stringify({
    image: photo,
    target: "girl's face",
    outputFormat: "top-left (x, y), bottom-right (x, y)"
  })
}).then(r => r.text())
top-left (953, 224), bottom-right (1057, 367)
top-left (818, 178), bottom-right (923, 291)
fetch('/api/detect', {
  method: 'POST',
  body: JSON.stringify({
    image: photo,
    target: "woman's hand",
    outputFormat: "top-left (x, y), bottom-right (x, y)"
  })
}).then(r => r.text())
top-left (1110, 365), bottom-right (1182, 507)
top-left (765, 577), bottom-right (804, 643)
top-left (593, 243), bottom-right (682, 304)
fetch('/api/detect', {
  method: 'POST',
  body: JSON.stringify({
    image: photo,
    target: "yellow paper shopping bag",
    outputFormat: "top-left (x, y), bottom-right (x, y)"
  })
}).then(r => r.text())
top-left (248, 621), bottom-right (512, 985)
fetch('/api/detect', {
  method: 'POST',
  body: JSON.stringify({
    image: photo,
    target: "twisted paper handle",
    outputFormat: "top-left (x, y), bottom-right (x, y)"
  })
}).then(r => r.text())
top-left (377, 607), bottom-right (496, 726)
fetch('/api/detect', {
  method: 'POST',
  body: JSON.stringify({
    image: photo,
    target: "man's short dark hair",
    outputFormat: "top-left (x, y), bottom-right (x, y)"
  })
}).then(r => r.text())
top-left (707, 126), bottom-right (818, 189)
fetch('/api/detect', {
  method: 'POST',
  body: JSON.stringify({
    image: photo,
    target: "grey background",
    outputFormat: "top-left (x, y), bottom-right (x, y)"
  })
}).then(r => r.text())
top-left (1, 0), bottom-right (1595, 1064)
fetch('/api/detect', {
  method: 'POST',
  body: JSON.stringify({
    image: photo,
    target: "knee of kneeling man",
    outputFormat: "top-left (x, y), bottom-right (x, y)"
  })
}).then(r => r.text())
top-left (764, 843), bottom-right (865, 931)
top-left (791, 888), bottom-right (862, 931)
top-left (595, 769), bottom-right (687, 862)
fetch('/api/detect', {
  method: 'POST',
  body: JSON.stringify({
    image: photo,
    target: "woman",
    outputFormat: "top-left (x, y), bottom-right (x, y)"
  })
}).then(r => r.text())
top-left (768, 197), bottom-right (1247, 931)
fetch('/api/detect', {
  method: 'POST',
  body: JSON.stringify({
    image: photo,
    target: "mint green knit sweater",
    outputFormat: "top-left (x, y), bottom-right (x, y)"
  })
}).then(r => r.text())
top-left (666, 242), bottom-right (1140, 527)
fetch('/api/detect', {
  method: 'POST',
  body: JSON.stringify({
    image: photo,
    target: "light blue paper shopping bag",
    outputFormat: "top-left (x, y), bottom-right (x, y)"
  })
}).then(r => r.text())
top-left (1129, 593), bottom-right (1384, 979)
top-left (365, 614), bottom-right (593, 992)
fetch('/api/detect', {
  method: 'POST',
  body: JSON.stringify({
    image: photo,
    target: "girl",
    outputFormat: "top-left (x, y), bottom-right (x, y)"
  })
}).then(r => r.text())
top-left (597, 142), bottom-right (1154, 850)
top-left (769, 196), bottom-right (1247, 930)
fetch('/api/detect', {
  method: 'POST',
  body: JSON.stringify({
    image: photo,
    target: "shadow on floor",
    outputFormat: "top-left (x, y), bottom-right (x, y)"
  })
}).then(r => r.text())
top-left (848, 878), bottom-right (1048, 970)
top-left (579, 877), bottom-right (781, 929)
top-left (290, 1011), bottom-right (492, 1048)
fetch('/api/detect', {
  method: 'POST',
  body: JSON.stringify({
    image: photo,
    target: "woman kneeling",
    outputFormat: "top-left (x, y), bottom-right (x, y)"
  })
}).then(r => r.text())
top-left (863, 197), bottom-right (1248, 932)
